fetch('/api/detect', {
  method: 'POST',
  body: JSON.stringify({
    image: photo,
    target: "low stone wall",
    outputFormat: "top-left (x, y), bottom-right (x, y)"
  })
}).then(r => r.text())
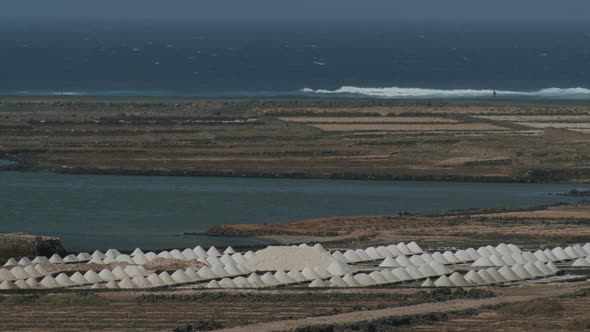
top-left (0, 233), bottom-right (66, 260)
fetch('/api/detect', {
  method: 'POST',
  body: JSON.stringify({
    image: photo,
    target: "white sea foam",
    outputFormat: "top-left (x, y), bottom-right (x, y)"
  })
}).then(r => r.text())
top-left (301, 86), bottom-right (590, 99)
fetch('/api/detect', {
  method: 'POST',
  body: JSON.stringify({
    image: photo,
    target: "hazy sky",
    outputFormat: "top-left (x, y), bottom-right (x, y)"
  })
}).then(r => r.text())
top-left (2, 0), bottom-right (589, 20)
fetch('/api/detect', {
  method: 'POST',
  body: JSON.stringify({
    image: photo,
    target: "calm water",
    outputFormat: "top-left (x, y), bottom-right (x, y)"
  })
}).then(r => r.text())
top-left (1, 19), bottom-right (590, 99)
top-left (0, 171), bottom-right (585, 251)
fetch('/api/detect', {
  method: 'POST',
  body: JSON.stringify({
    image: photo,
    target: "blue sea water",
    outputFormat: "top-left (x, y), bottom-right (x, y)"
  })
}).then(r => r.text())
top-left (0, 19), bottom-right (589, 99)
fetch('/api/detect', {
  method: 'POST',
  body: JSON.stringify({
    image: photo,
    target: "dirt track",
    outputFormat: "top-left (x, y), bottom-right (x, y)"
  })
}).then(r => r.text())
top-left (218, 281), bottom-right (590, 332)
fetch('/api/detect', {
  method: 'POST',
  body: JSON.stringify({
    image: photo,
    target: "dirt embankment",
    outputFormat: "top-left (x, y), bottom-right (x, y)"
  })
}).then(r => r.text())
top-left (203, 202), bottom-right (590, 249)
top-left (2, 98), bottom-right (590, 183)
top-left (0, 233), bottom-right (65, 260)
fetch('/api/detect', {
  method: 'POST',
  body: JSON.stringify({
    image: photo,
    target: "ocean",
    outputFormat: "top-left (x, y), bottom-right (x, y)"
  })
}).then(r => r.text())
top-left (1, 19), bottom-right (589, 99)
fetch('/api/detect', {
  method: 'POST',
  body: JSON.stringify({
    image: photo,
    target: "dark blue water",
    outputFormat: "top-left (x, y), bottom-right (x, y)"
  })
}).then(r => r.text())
top-left (0, 171), bottom-right (586, 251)
top-left (1, 19), bottom-right (590, 99)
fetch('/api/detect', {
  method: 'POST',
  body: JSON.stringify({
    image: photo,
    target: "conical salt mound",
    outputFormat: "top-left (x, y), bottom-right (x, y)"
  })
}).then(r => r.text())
top-left (49, 254), bottom-right (64, 264)
top-left (376, 246), bottom-right (392, 258)
top-left (158, 271), bottom-right (175, 285)
top-left (236, 264), bottom-right (250, 274)
top-left (118, 277), bottom-right (137, 289)
top-left (510, 253), bottom-right (528, 265)
top-left (364, 247), bottom-right (383, 260)
top-left (327, 261), bottom-right (349, 276)
top-left (88, 257), bottom-right (105, 265)
top-left (181, 249), bottom-right (198, 260)
top-left (455, 250), bottom-right (473, 262)
top-left (409, 255), bottom-right (426, 266)
top-left (24, 265), bottom-right (41, 278)
top-left (355, 249), bottom-right (372, 261)
top-left (112, 266), bottom-right (129, 280)
top-left (368, 271), bottom-right (388, 284)
top-left (523, 262), bottom-right (544, 278)
top-left (91, 283), bottom-right (104, 289)
top-left (407, 241), bottom-right (423, 254)
top-left (23, 277), bottom-right (41, 289)
top-left (496, 243), bottom-right (512, 256)
top-left (71, 272), bottom-right (89, 285)
top-left (231, 253), bottom-right (248, 265)
top-left (169, 250), bottom-right (187, 260)
top-left (197, 266), bottom-right (218, 279)
top-left (521, 252), bottom-right (537, 263)
top-left (472, 257), bottom-right (494, 267)
top-left (0, 280), bottom-right (18, 290)
top-left (233, 276), bottom-right (251, 288)
top-left (464, 270), bottom-right (487, 285)
top-left (76, 252), bottom-right (91, 261)
top-left (551, 247), bottom-right (571, 261)
top-left (205, 280), bottom-right (220, 289)
top-left (386, 245), bottom-right (402, 257)
top-left (429, 261), bottom-right (450, 275)
top-left (565, 247), bottom-right (580, 259)
top-left (489, 255), bottom-right (506, 267)
top-left (131, 248), bottom-right (144, 257)
top-left (465, 248), bottom-right (481, 260)
top-left (287, 269), bottom-right (306, 282)
top-left (10, 266), bottom-right (30, 280)
top-left (211, 266), bottom-right (228, 277)
top-left (486, 268), bottom-right (507, 283)
top-left (313, 243), bottom-right (328, 253)
top-left (4, 258), bottom-right (17, 266)
top-left (218, 278), bottom-right (237, 288)
top-left (449, 272), bottom-right (469, 287)
top-left (486, 246), bottom-right (501, 257)
top-left (572, 258), bottom-right (590, 267)
top-left (507, 244), bottom-right (522, 254)
top-left (274, 270), bottom-right (295, 284)
top-left (147, 273), bottom-right (165, 287)
top-left (477, 269), bottom-right (497, 285)
top-left (392, 267), bottom-right (413, 281)
top-left (63, 254), bottom-right (78, 263)
top-left (18, 257), bottom-right (32, 266)
top-left (442, 251), bottom-right (460, 264)
top-left (501, 255), bottom-right (517, 266)
top-left (572, 244), bottom-right (587, 256)
top-left (55, 273), bottom-right (75, 287)
top-left (546, 262), bottom-right (559, 274)
top-left (342, 274), bottom-right (361, 287)
top-left (380, 256), bottom-right (400, 268)
top-left (477, 247), bottom-right (493, 257)
top-left (498, 266), bottom-right (519, 281)
top-left (543, 249), bottom-right (559, 262)
top-left (434, 275), bottom-right (453, 287)
top-left (105, 249), bottom-right (121, 257)
top-left (35, 265), bottom-right (48, 276)
top-left (534, 261), bottom-right (552, 275)
top-left (157, 251), bottom-right (173, 259)
top-left (206, 256), bottom-right (224, 267)
top-left (106, 280), bottom-right (120, 289)
top-left (98, 269), bottom-right (117, 281)
top-left (421, 278), bottom-right (435, 287)
top-left (510, 264), bottom-right (531, 280)
top-left (223, 246), bottom-right (236, 255)
top-left (247, 273), bottom-right (265, 288)
top-left (397, 242), bottom-right (412, 255)
top-left (354, 273), bottom-right (376, 286)
top-left (224, 263), bottom-right (242, 276)
top-left (432, 252), bottom-right (450, 265)
top-left (343, 250), bottom-right (362, 263)
top-left (533, 250), bottom-right (550, 262)
top-left (92, 250), bottom-right (106, 259)
top-left (301, 267), bottom-right (321, 281)
top-left (309, 279), bottom-right (328, 288)
top-left (185, 268), bottom-right (200, 281)
top-left (124, 266), bottom-right (145, 278)
top-left (171, 270), bottom-right (191, 283)
top-left (193, 246), bottom-right (208, 258)
top-left (395, 255), bottom-right (413, 267)
top-left (420, 254), bottom-right (435, 263)
top-left (378, 270), bottom-right (399, 284)
top-left (84, 270), bottom-right (103, 283)
top-left (260, 272), bottom-right (280, 286)
top-left (418, 264), bottom-right (438, 278)
top-left (40, 275), bottom-right (60, 288)
top-left (32, 256), bottom-right (50, 264)
top-left (329, 276), bottom-right (349, 288)
top-left (405, 266), bottom-right (425, 280)
top-left (132, 276), bottom-right (153, 288)
top-left (207, 246), bottom-right (222, 257)
top-left (332, 251), bottom-right (347, 263)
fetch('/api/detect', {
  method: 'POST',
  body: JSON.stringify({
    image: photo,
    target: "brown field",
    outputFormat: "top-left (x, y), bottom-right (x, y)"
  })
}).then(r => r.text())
top-left (519, 122), bottom-right (590, 129)
top-left (278, 116), bottom-right (458, 123)
top-left (308, 123), bottom-right (508, 132)
top-left (2, 98), bottom-right (590, 183)
top-left (475, 115), bottom-right (590, 122)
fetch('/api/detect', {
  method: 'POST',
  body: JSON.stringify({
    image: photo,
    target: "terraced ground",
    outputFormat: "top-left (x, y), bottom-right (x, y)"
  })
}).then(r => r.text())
top-left (2, 98), bottom-right (590, 182)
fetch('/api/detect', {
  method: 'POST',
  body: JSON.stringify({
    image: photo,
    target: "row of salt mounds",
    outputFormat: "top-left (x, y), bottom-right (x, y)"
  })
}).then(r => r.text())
top-left (421, 261), bottom-right (559, 288)
top-left (3, 253), bottom-right (93, 267)
top-left (333, 242), bottom-right (423, 263)
top-left (379, 253), bottom-right (454, 268)
top-left (245, 246), bottom-right (341, 271)
top-left (0, 265), bottom-right (50, 281)
top-left (571, 256), bottom-right (590, 267)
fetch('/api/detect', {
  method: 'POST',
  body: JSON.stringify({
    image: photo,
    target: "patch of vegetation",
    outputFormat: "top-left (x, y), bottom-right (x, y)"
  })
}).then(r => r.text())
top-left (558, 189), bottom-right (590, 196)
top-left (574, 288), bottom-right (590, 297)
top-left (499, 299), bottom-right (564, 316)
top-left (566, 318), bottom-right (590, 330)
top-left (0, 292), bottom-right (109, 306)
top-left (173, 320), bottom-right (224, 331)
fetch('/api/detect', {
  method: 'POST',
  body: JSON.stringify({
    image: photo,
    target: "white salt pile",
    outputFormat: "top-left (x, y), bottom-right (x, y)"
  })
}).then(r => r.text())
top-left (245, 246), bottom-right (338, 271)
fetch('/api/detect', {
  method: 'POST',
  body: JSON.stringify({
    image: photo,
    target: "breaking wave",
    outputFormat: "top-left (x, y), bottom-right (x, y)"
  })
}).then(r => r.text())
top-left (300, 86), bottom-right (590, 99)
